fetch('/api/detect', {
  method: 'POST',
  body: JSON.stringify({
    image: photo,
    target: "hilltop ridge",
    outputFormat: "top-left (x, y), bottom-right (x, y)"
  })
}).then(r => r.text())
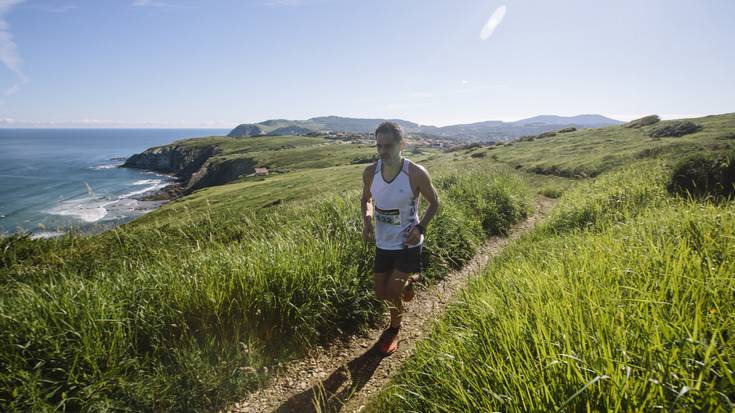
top-left (227, 114), bottom-right (622, 141)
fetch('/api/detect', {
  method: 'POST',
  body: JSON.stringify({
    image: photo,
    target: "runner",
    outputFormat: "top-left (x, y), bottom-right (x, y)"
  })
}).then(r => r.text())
top-left (361, 121), bottom-right (440, 356)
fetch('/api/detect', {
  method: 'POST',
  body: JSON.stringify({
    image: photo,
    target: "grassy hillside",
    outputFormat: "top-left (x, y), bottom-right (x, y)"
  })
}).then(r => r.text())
top-left (369, 160), bottom-right (735, 411)
top-left (1, 113), bottom-right (733, 411)
top-left (485, 113), bottom-right (735, 177)
top-left (0, 155), bottom-right (532, 411)
top-left (131, 144), bottom-right (570, 228)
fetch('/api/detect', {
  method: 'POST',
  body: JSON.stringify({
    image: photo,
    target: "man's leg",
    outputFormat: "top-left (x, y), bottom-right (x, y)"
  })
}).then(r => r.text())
top-left (375, 269), bottom-right (409, 356)
top-left (373, 272), bottom-right (390, 300)
top-left (386, 269), bottom-right (411, 328)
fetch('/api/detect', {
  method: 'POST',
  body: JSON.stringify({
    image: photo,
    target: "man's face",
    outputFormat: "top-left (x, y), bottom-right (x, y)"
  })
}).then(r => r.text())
top-left (376, 133), bottom-right (401, 162)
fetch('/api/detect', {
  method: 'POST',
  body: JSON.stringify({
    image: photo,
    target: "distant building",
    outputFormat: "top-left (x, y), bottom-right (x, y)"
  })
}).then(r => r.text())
top-left (255, 167), bottom-right (269, 176)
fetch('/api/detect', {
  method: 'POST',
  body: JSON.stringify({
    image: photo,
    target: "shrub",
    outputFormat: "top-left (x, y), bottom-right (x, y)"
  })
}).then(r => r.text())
top-left (437, 172), bottom-right (531, 236)
top-left (470, 151), bottom-right (486, 158)
top-left (538, 131), bottom-right (557, 139)
top-left (557, 127), bottom-right (576, 133)
top-left (541, 163), bottom-right (668, 234)
top-left (667, 152), bottom-right (735, 199)
top-left (648, 121), bottom-right (702, 138)
top-left (540, 187), bottom-right (562, 198)
top-left (351, 155), bottom-right (378, 164)
top-left (518, 130), bottom-right (560, 143)
top-left (624, 114), bottom-right (660, 128)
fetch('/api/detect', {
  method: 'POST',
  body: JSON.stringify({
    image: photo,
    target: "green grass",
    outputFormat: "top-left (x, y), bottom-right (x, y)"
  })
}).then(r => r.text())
top-left (369, 163), bottom-right (735, 412)
top-left (0, 164), bottom-right (531, 411)
top-left (4, 113), bottom-right (735, 411)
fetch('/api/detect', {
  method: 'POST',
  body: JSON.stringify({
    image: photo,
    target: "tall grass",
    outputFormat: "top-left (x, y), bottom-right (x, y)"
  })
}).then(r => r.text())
top-left (370, 164), bottom-right (735, 412)
top-left (0, 171), bottom-right (531, 411)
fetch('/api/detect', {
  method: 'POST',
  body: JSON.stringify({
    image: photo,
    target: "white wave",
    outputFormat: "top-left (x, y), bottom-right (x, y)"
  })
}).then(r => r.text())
top-left (90, 162), bottom-right (124, 170)
top-left (142, 170), bottom-right (174, 178)
top-left (132, 179), bottom-right (161, 186)
top-left (48, 199), bottom-right (108, 223)
top-left (118, 182), bottom-right (170, 199)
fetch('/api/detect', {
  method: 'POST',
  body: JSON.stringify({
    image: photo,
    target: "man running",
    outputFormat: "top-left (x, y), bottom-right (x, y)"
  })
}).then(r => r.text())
top-left (361, 121), bottom-right (440, 356)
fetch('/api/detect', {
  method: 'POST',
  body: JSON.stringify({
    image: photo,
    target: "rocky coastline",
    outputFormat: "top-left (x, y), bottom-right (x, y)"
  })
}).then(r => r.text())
top-left (121, 141), bottom-right (259, 202)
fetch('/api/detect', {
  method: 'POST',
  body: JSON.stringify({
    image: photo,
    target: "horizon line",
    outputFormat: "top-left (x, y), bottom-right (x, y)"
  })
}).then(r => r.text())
top-left (0, 112), bottom-right (726, 129)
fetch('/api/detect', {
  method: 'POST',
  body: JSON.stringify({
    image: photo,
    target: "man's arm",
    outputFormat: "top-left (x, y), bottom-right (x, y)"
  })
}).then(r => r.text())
top-left (415, 165), bottom-right (439, 230)
top-left (361, 165), bottom-right (375, 242)
top-left (361, 165), bottom-right (374, 221)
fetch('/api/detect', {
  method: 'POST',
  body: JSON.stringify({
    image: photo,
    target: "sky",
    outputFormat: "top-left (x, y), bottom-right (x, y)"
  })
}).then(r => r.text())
top-left (0, 0), bottom-right (733, 128)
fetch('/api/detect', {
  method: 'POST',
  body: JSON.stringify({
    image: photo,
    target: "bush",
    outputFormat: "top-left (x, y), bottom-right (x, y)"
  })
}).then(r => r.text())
top-left (518, 130), bottom-right (559, 143)
top-left (437, 172), bottom-right (531, 236)
top-left (648, 121), bottom-right (702, 138)
top-left (470, 151), bottom-right (486, 158)
top-left (540, 188), bottom-right (562, 198)
top-left (624, 114), bottom-right (660, 128)
top-left (557, 127), bottom-right (576, 133)
top-left (351, 155), bottom-right (378, 164)
top-left (541, 163), bottom-right (668, 234)
top-left (667, 152), bottom-right (735, 199)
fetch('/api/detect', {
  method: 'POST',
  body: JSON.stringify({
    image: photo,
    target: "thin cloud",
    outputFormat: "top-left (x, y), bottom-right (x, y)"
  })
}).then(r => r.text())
top-left (0, 0), bottom-right (28, 97)
top-left (480, 5), bottom-right (507, 41)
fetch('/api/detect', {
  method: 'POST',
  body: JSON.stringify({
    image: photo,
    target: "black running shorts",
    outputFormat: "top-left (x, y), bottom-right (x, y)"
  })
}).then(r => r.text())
top-left (373, 244), bottom-right (423, 274)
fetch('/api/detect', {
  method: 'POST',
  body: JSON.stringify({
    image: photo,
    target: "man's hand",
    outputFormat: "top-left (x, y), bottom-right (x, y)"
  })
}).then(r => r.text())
top-left (363, 219), bottom-right (374, 243)
top-left (404, 226), bottom-right (421, 246)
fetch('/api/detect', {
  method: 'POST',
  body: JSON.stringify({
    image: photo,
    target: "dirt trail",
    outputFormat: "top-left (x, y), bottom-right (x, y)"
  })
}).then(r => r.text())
top-left (225, 196), bottom-right (556, 413)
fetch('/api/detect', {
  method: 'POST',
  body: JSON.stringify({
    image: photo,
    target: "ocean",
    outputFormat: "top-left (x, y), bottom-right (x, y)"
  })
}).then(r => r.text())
top-left (0, 128), bottom-right (229, 238)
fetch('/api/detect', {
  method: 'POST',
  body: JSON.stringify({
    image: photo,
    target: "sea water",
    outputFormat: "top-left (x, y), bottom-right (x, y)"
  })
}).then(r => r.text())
top-left (0, 128), bottom-right (228, 237)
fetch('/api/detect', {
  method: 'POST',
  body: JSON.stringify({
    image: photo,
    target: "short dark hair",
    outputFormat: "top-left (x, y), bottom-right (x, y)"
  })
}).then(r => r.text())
top-left (375, 121), bottom-right (404, 143)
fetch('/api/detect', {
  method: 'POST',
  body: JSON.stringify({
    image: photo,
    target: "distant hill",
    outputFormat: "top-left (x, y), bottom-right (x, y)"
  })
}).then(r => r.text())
top-left (512, 114), bottom-right (619, 126)
top-left (227, 114), bottom-right (623, 141)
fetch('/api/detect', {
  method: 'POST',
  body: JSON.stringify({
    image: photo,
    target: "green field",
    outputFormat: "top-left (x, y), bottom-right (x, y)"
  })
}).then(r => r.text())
top-left (369, 118), bottom-right (735, 411)
top-left (1, 113), bottom-right (734, 411)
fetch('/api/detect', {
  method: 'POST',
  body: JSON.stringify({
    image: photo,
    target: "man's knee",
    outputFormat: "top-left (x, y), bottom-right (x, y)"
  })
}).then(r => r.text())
top-left (373, 272), bottom-right (389, 300)
top-left (387, 269), bottom-right (409, 299)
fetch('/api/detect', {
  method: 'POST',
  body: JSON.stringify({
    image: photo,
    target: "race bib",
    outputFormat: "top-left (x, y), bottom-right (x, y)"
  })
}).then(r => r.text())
top-left (375, 207), bottom-right (401, 226)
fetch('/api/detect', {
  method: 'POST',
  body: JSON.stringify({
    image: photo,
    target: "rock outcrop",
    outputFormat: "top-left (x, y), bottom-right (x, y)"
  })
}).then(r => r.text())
top-left (186, 157), bottom-right (257, 190)
top-left (123, 144), bottom-right (258, 195)
top-left (123, 144), bottom-right (216, 177)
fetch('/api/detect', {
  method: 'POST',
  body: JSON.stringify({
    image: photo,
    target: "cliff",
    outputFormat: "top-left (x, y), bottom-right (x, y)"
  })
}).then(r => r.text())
top-left (123, 144), bottom-right (217, 177)
top-left (123, 143), bottom-right (258, 194)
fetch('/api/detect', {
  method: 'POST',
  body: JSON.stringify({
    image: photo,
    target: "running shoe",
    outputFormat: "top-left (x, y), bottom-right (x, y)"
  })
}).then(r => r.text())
top-left (376, 325), bottom-right (400, 356)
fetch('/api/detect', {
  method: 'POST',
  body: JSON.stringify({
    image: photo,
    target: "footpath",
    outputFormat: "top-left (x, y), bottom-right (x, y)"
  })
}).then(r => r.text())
top-left (225, 196), bottom-right (557, 413)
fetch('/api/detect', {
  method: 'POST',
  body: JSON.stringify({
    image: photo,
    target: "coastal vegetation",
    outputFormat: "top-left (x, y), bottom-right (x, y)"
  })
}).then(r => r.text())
top-left (0, 146), bottom-right (532, 411)
top-left (369, 161), bottom-right (735, 411)
top-left (1, 113), bottom-right (734, 411)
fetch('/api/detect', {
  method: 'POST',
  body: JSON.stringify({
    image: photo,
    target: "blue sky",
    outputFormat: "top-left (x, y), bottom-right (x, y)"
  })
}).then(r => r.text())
top-left (0, 0), bottom-right (733, 128)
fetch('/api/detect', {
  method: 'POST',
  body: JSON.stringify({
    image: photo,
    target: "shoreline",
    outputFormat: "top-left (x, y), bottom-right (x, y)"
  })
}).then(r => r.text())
top-left (4, 168), bottom-right (186, 240)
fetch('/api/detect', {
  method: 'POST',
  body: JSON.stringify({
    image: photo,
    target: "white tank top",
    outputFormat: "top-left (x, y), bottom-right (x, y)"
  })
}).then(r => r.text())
top-left (370, 158), bottom-right (424, 250)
